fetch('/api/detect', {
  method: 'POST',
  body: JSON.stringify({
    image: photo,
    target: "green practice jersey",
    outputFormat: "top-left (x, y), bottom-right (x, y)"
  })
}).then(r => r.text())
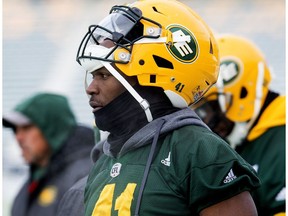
top-left (237, 95), bottom-right (286, 215)
top-left (238, 126), bottom-right (286, 215)
top-left (85, 125), bottom-right (260, 215)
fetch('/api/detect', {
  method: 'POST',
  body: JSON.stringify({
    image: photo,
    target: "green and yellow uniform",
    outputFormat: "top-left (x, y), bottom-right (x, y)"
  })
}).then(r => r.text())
top-left (236, 95), bottom-right (286, 215)
top-left (85, 109), bottom-right (260, 215)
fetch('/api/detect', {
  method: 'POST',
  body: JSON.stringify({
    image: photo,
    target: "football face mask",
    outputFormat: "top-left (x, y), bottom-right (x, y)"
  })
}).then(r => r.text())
top-left (76, 5), bottom-right (161, 69)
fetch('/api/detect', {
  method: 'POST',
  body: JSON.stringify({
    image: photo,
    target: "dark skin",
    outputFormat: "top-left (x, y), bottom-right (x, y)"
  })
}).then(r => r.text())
top-left (86, 67), bottom-right (136, 113)
top-left (200, 191), bottom-right (257, 216)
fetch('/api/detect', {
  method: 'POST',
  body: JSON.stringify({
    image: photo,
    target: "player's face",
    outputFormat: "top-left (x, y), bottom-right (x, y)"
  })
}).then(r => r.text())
top-left (15, 124), bottom-right (51, 167)
top-left (86, 67), bottom-right (127, 112)
top-left (86, 40), bottom-right (136, 112)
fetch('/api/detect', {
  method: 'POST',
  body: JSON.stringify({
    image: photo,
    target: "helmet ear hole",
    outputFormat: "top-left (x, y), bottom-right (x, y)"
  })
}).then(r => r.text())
top-left (240, 87), bottom-right (248, 98)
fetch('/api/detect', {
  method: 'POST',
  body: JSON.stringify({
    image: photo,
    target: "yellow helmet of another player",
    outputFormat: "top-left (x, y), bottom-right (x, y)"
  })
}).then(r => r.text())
top-left (204, 34), bottom-right (272, 122)
top-left (77, 0), bottom-right (219, 121)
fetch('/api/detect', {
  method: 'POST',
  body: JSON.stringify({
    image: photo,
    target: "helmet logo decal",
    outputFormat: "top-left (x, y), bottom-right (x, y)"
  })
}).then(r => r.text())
top-left (192, 85), bottom-right (204, 102)
top-left (166, 25), bottom-right (198, 63)
top-left (219, 59), bottom-right (241, 85)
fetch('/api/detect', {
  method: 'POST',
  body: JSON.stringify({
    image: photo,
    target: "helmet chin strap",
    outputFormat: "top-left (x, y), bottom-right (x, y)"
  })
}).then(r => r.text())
top-left (101, 61), bottom-right (153, 122)
top-left (225, 62), bottom-right (265, 148)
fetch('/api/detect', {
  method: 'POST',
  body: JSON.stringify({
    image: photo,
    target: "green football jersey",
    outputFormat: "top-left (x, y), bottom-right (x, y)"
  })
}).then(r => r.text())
top-left (85, 125), bottom-right (260, 215)
top-left (237, 126), bottom-right (286, 215)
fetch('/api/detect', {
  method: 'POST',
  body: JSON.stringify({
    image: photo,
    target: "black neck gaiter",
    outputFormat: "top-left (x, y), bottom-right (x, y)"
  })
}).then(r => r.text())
top-left (93, 84), bottom-right (179, 155)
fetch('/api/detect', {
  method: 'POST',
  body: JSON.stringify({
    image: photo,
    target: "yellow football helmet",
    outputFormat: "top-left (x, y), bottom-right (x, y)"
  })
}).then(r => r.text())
top-left (194, 34), bottom-right (272, 147)
top-left (76, 0), bottom-right (219, 121)
top-left (207, 34), bottom-right (272, 122)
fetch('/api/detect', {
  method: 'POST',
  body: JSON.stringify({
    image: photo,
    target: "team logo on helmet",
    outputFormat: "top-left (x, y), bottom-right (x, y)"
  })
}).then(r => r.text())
top-left (166, 25), bottom-right (199, 63)
top-left (219, 58), bottom-right (242, 86)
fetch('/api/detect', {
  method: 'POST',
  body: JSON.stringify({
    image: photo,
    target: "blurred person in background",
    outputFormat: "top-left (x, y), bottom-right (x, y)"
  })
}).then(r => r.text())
top-left (74, 0), bottom-right (261, 215)
top-left (3, 92), bottom-right (95, 216)
top-left (194, 34), bottom-right (285, 216)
